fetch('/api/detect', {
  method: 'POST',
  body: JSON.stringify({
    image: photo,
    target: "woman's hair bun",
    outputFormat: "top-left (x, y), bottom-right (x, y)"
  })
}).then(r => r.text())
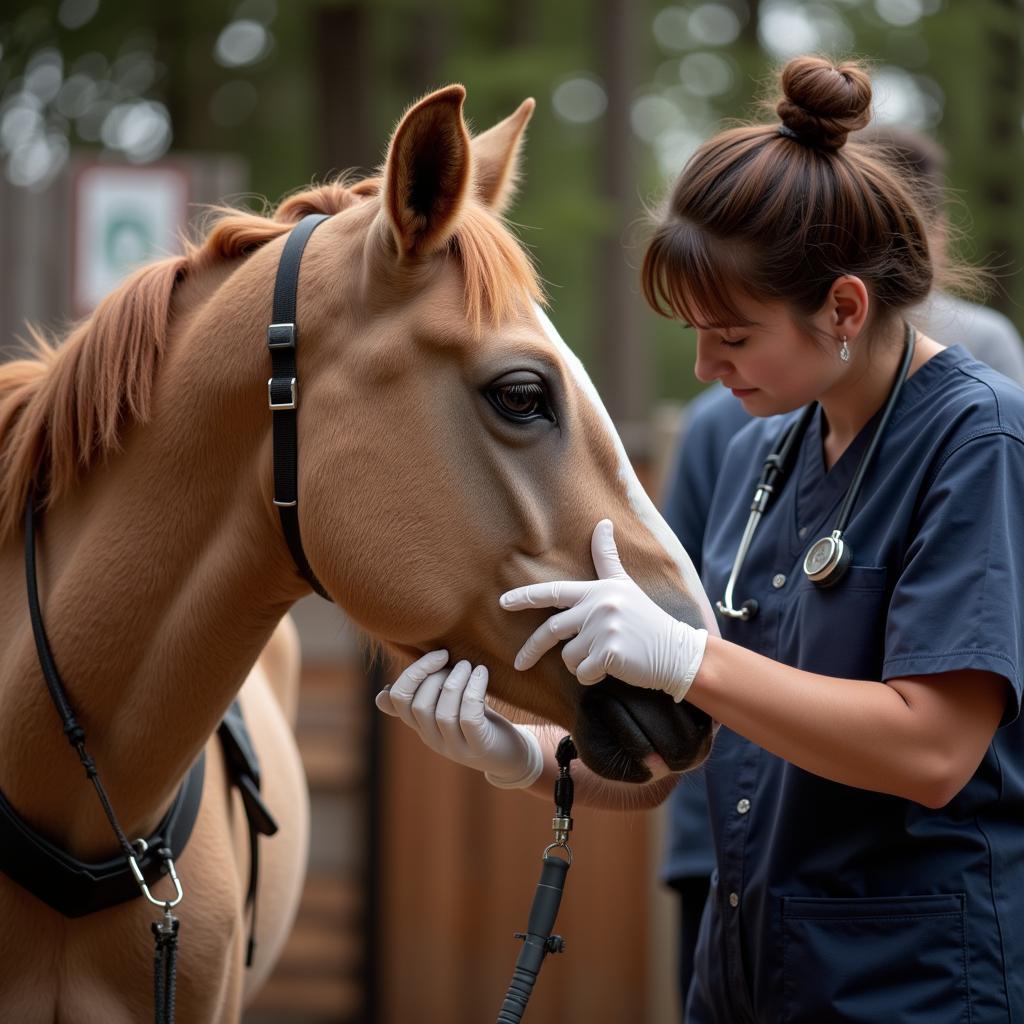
top-left (776, 56), bottom-right (872, 151)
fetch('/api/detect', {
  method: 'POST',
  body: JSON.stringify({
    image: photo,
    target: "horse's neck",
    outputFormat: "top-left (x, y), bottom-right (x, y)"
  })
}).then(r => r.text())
top-left (0, 318), bottom-right (304, 859)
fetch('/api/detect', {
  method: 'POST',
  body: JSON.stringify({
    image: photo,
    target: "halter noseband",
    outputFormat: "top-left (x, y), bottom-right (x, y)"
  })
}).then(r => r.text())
top-left (267, 213), bottom-right (332, 601)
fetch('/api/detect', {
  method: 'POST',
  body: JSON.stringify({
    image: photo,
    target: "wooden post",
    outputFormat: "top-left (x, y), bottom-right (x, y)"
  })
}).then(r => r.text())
top-left (311, 5), bottom-right (376, 179)
top-left (596, 0), bottom-right (649, 459)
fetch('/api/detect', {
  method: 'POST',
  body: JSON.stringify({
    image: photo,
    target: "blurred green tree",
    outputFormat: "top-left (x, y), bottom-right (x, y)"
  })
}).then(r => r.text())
top-left (2, 0), bottom-right (1021, 413)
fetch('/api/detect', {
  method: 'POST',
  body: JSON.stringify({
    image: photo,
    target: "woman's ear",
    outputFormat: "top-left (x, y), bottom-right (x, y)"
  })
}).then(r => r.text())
top-left (828, 276), bottom-right (870, 340)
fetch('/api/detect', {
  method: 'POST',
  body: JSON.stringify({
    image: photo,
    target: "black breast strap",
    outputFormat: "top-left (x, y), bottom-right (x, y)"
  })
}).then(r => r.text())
top-left (0, 752), bottom-right (205, 918)
top-left (0, 700), bottom-right (276, 961)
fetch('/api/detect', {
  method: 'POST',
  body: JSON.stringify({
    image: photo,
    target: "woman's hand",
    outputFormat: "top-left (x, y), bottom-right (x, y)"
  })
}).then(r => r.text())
top-left (375, 650), bottom-right (544, 788)
top-left (500, 519), bottom-right (708, 702)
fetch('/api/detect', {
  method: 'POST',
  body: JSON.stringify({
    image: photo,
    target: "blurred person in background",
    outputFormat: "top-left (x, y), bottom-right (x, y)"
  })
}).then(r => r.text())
top-left (659, 122), bottom-right (1024, 1019)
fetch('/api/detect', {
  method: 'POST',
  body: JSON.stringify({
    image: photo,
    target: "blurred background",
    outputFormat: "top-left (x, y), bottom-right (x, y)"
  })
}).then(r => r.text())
top-left (1, 1), bottom-right (1021, 1022)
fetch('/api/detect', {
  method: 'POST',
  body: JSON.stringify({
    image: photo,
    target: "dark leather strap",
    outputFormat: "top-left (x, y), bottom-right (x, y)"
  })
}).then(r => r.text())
top-left (268, 213), bottom-right (333, 601)
top-left (218, 702), bottom-right (278, 842)
top-left (0, 753), bottom-right (205, 919)
top-left (218, 700), bottom-right (279, 965)
top-left (0, 695), bottom-right (276, 928)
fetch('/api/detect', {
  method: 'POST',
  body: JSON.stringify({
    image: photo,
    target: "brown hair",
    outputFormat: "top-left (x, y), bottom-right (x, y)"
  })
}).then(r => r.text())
top-left (642, 56), bottom-right (933, 336)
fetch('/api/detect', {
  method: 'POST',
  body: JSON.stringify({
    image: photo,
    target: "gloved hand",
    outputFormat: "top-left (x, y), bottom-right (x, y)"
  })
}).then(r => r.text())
top-left (375, 650), bottom-right (544, 789)
top-left (500, 519), bottom-right (708, 702)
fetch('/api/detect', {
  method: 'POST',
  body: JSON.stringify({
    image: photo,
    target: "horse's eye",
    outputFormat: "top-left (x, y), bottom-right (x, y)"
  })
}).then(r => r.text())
top-left (488, 381), bottom-right (554, 423)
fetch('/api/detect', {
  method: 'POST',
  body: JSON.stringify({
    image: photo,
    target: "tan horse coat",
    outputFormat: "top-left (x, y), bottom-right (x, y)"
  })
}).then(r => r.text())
top-left (0, 87), bottom-right (713, 1021)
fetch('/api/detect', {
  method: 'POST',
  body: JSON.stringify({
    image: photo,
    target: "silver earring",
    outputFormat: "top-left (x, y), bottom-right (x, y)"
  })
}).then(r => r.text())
top-left (839, 336), bottom-right (850, 362)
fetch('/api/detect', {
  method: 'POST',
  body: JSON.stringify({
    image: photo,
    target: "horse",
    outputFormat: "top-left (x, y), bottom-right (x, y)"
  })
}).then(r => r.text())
top-left (0, 84), bottom-right (716, 1021)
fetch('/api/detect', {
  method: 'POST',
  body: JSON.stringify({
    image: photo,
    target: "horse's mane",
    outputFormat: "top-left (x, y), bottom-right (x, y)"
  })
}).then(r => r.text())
top-left (0, 178), bottom-right (541, 543)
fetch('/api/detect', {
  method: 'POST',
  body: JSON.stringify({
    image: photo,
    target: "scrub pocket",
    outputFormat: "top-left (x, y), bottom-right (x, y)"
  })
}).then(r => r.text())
top-left (781, 893), bottom-right (969, 1024)
top-left (779, 565), bottom-right (889, 680)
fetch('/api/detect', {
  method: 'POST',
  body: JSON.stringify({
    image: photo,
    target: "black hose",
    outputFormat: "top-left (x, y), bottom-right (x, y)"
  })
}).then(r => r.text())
top-left (495, 855), bottom-right (570, 1023)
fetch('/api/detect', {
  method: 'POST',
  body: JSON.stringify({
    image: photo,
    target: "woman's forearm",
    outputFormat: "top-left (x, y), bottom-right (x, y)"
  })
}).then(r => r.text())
top-left (686, 636), bottom-right (958, 806)
top-left (515, 627), bottom-right (998, 811)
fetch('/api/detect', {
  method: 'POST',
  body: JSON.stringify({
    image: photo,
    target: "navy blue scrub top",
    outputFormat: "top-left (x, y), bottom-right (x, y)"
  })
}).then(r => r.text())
top-left (687, 346), bottom-right (1024, 1024)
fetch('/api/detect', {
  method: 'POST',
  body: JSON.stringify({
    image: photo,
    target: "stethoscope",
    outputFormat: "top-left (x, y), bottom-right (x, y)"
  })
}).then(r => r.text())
top-left (717, 321), bottom-right (917, 621)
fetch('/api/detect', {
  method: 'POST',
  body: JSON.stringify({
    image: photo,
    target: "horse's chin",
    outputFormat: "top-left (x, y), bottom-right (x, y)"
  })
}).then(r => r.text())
top-left (572, 678), bottom-right (713, 783)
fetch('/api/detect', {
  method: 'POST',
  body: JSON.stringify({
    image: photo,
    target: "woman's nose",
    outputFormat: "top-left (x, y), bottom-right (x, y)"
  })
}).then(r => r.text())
top-left (694, 334), bottom-right (731, 384)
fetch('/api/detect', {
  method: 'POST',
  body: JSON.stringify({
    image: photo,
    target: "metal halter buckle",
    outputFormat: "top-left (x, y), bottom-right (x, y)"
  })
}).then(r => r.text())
top-left (268, 377), bottom-right (297, 410)
top-left (266, 322), bottom-right (296, 349)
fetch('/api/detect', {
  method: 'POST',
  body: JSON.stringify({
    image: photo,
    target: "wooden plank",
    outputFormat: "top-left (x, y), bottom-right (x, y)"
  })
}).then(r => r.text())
top-left (245, 662), bottom-right (370, 1024)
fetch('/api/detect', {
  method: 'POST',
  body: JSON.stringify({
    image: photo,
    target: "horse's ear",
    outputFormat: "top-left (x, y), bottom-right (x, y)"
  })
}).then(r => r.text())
top-left (382, 84), bottom-right (471, 258)
top-left (471, 98), bottom-right (535, 214)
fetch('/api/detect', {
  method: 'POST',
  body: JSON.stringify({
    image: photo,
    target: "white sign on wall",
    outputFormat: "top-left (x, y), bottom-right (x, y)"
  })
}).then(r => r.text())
top-left (72, 164), bottom-right (190, 315)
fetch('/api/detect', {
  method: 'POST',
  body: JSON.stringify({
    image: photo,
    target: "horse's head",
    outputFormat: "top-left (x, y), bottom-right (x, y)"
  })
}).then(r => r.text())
top-left (261, 86), bottom-right (715, 783)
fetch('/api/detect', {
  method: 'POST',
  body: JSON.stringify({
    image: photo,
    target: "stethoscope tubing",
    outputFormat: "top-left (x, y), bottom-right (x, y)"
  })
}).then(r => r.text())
top-left (717, 403), bottom-right (815, 620)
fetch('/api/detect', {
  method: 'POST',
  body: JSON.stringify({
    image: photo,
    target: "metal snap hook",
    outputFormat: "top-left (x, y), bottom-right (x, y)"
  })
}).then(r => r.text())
top-left (128, 838), bottom-right (184, 909)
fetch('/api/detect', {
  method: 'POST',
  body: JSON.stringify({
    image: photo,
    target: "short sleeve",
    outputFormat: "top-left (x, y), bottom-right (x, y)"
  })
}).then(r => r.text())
top-left (883, 431), bottom-right (1024, 724)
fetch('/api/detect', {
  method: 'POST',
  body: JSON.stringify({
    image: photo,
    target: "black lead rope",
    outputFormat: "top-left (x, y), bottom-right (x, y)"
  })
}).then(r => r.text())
top-left (496, 735), bottom-right (577, 1024)
top-left (152, 910), bottom-right (180, 1024)
top-left (24, 493), bottom-right (182, 1024)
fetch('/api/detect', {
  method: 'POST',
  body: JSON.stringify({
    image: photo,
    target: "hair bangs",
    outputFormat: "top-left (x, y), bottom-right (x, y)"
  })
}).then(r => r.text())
top-left (641, 220), bottom-right (756, 330)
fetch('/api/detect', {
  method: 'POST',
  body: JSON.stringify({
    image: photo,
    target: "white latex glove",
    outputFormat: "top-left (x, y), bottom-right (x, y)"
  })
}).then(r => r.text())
top-left (500, 519), bottom-right (708, 702)
top-left (375, 650), bottom-right (544, 789)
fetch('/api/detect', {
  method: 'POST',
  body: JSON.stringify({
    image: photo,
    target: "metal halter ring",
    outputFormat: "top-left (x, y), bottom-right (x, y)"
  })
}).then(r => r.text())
top-left (128, 838), bottom-right (184, 909)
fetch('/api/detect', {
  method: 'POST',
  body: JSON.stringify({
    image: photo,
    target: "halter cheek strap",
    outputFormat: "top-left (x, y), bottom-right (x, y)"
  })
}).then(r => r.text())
top-left (267, 213), bottom-right (333, 602)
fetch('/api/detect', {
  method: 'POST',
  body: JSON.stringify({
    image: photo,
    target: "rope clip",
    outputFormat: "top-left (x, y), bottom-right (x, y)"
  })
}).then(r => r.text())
top-left (129, 838), bottom-right (184, 910)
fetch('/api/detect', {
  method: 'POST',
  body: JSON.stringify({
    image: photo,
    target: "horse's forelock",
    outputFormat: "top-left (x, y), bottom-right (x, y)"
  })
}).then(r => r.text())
top-left (447, 202), bottom-right (543, 335)
top-left (274, 180), bottom-right (367, 221)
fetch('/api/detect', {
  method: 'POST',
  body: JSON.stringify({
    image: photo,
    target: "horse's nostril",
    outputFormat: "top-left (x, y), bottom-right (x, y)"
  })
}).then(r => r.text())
top-left (573, 677), bottom-right (711, 781)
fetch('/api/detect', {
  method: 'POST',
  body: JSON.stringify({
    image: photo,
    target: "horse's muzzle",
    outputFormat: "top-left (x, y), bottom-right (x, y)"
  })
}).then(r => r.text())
top-left (572, 678), bottom-right (713, 782)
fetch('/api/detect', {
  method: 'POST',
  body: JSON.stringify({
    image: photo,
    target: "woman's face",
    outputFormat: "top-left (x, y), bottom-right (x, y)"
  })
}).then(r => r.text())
top-left (692, 294), bottom-right (841, 417)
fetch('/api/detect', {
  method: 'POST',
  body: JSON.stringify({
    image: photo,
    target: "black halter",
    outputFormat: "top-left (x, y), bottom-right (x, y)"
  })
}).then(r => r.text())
top-left (267, 213), bottom-right (333, 601)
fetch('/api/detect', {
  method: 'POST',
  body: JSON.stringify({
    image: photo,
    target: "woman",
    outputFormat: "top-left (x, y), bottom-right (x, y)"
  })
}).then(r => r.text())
top-left (379, 56), bottom-right (1024, 1021)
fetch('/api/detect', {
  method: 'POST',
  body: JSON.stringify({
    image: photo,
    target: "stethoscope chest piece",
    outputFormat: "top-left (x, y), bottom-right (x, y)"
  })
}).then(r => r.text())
top-left (802, 529), bottom-right (852, 588)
